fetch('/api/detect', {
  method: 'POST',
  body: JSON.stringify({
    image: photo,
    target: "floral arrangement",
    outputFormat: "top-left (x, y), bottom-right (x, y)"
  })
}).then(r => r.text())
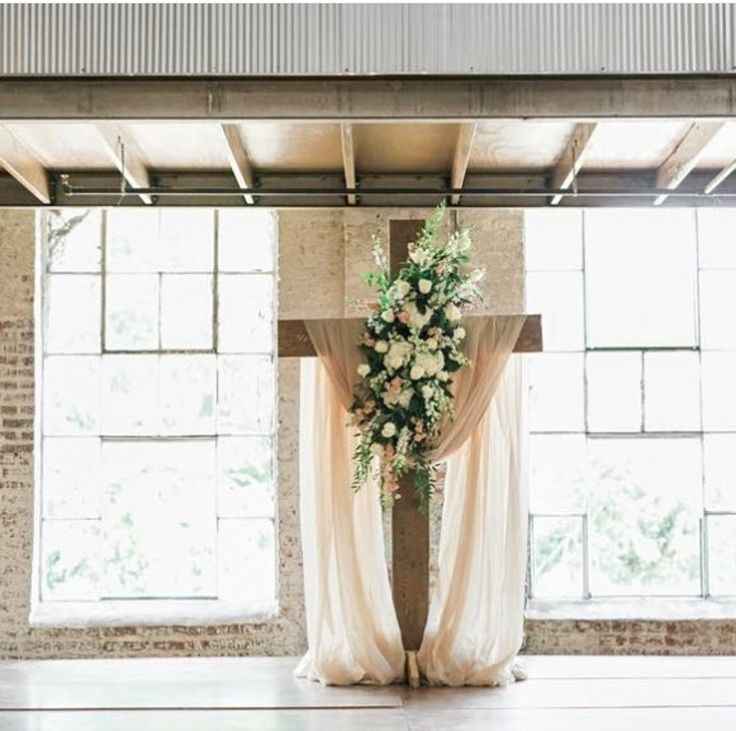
top-left (349, 203), bottom-right (483, 510)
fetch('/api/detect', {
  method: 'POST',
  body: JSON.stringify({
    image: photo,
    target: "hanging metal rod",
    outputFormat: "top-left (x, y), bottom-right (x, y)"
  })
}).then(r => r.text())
top-left (59, 183), bottom-right (735, 200)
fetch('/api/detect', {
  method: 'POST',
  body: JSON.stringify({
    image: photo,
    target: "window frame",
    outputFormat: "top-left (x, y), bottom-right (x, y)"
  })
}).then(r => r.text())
top-left (31, 209), bottom-right (279, 627)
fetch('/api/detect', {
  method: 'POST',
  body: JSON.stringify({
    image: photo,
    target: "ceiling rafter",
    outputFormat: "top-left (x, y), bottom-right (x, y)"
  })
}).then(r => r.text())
top-left (340, 123), bottom-right (357, 205)
top-left (220, 124), bottom-right (255, 205)
top-left (654, 121), bottom-right (726, 205)
top-left (550, 123), bottom-right (598, 206)
top-left (0, 125), bottom-right (51, 204)
top-left (704, 155), bottom-right (736, 194)
top-left (96, 124), bottom-right (153, 205)
top-left (450, 123), bottom-right (477, 205)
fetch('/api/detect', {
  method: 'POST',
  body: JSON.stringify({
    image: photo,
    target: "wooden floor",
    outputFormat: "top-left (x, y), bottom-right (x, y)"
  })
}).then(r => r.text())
top-left (1, 655), bottom-right (736, 729)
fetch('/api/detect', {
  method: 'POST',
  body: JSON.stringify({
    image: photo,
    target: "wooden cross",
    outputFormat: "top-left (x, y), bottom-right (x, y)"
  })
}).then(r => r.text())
top-left (279, 218), bottom-right (543, 655)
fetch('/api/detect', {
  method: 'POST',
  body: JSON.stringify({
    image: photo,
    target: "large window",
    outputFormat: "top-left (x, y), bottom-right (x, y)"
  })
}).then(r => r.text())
top-left (34, 209), bottom-right (277, 623)
top-left (527, 209), bottom-right (736, 601)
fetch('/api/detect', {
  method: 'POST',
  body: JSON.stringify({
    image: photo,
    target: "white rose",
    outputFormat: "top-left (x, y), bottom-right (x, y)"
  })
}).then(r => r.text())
top-left (409, 248), bottom-right (426, 266)
top-left (426, 337), bottom-right (438, 351)
top-left (415, 350), bottom-right (445, 377)
top-left (357, 364), bottom-right (370, 378)
top-left (381, 309), bottom-right (395, 323)
top-left (437, 370), bottom-right (449, 382)
top-left (454, 327), bottom-right (466, 342)
top-left (374, 340), bottom-right (389, 353)
top-left (398, 389), bottom-right (413, 409)
top-left (384, 341), bottom-right (413, 371)
top-left (370, 442), bottom-right (384, 457)
top-left (395, 280), bottom-right (411, 298)
top-left (381, 422), bottom-right (397, 438)
top-left (410, 365), bottom-right (425, 380)
top-left (418, 279), bottom-right (433, 294)
top-left (405, 301), bottom-right (433, 331)
top-left (421, 384), bottom-right (433, 399)
top-left (445, 303), bottom-right (461, 322)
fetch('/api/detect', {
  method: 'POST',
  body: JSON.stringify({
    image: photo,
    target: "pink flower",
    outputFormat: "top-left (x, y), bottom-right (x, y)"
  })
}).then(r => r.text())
top-left (398, 311), bottom-right (411, 324)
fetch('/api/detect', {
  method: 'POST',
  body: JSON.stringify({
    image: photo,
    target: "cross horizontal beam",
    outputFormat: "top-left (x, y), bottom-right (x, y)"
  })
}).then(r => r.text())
top-left (2, 77), bottom-right (736, 121)
top-left (278, 315), bottom-right (542, 358)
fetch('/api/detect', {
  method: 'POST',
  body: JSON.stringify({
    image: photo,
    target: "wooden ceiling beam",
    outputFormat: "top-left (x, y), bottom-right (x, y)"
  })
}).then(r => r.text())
top-left (0, 126), bottom-right (51, 204)
top-left (654, 121), bottom-right (725, 205)
top-left (96, 124), bottom-right (152, 205)
top-left (340, 123), bottom-right (357, 205)
top-left (550, 123), bottom-right (598, 206)
top-left (220, 124), bottom-right (255, 204)
top-left (450, 122), bottom-right (477, 205)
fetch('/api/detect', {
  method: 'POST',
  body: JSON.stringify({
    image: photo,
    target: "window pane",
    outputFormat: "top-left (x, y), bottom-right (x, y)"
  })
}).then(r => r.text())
top-left (43, 356), bottom-right (100, 435)
top-left (105, 274), bottom-right (159, 350)
top-left (160, 355), bottom-right (216, 436)
top-left (527, 353), bottom-right (584, 432)
top-left (217, 437), bottom-right (275, 518)
top-left (218, 274), bottom-right (274, 353)
top-left (41, 520), bottom-right (101, 601)
top-left (588, 438), bottom-right (701, 596)
top-left (644, 352), bottom-right (701, 432)
top-left (218, 355), bottom-right (275, 435)
top-left (708, 516), bottom-right (736, 596)
top-left (158, 210), bottom-right (214, 272)
top-left (160, 274), bottom-right (213, 350)
top-left (699, 270), bottom-right (736, 350)
top-left (106, 209), bottom-right (160, 273)
top-left (532, 516), bottom-right (583, 598)
top-left (524, 210), bottom-right (582, 271)
top-left (704, 434), bottom-right (736, 511)
top-left (697, 210), bottom-right (736, 269)
top-left (219, 210), bottom-right (276, 272)
top-left (42, 438), bottom-right (101, 519)
top-left (45, 275), bottom-right (101, 354)
top-left (530, 434), bottom-right (586, 514)
top-left (47, 210), bottom-right (101, 272)
top-left (102, 355), bottom-right (158, 436)
top-left (702, 352), bottom-right (736, 431)
top-left (586, 352), bottom-right (641, 433)
top-left (584, 210), bottom-right (697, 347)
top-left (218, 518), bottom-right (276, 603)
top-left (102, 440), bottom-right (216, 598)
top-left (526, 271), bottom-right (584, 351)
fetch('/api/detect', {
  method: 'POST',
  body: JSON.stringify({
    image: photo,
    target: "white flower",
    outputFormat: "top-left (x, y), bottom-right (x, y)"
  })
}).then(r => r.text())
top-left (395, 280), bottom-right (411, 298)
top-left (437, 370), bottom-right (449, 382)
top-left (405, 301), bottom-right (433, 331)
top-left (454, 327), bottom-right (466, 342)
top-left (381, 309), bottom-right (395, 323)
top-left (357, 364), bottom-right (371, 377)
top-left (381, 422), bottom-right (397, 438)
top-left (426, 337), bottom-right (438, 351)
top-left (421, 384), bottom-right (433, 399)
top-left (410, 365), bottom-right (425, 380)
top-left (374, 340), bottom-right (389, 354)
top-left (384, 341), bottom-right (413, 370)
top-left (418, 278), bottom-right (433, 294)
top-left (445, 303), bottom-right (461, 322)
top-left (414, 350), bottom-right (445, 377)
top-left (410, 248), bottom-right (427, 266)
top-left (398, 389), bottom-right (413, 409)
top-left (370, 442), bottom-right (384, 457)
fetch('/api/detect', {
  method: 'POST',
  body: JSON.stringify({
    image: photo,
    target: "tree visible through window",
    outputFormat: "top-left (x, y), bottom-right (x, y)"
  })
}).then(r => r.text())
top-left (35, 208), bottom-right (277, 621)
top-left (527, 208), bottom-right (736, 600)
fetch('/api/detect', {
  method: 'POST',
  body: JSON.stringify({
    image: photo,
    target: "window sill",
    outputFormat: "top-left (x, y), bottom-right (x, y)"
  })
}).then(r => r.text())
top-left (29, 599), bottom-right (279, 628)
top-left (526, 598), bottom-right (736, 621)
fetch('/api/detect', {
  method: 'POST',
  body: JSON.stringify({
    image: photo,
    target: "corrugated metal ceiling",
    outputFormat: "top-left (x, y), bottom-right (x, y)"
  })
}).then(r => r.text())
top-left (1, 3), bottom-right (735, 77)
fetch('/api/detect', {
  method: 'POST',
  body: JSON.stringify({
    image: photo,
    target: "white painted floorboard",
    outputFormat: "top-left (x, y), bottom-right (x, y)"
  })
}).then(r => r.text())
top-left (0, 655), bottom-right (735, 730)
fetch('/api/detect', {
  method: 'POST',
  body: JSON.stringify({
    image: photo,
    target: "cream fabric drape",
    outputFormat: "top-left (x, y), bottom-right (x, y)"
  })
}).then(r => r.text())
top-left (295, 321), bottom-right (405, 685)
top-left (297, 315), bottom-right (526, 686)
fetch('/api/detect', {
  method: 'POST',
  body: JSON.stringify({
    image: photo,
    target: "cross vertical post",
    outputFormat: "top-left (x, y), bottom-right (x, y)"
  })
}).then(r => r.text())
top-left (388, 219), bottom-right (430, 652)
